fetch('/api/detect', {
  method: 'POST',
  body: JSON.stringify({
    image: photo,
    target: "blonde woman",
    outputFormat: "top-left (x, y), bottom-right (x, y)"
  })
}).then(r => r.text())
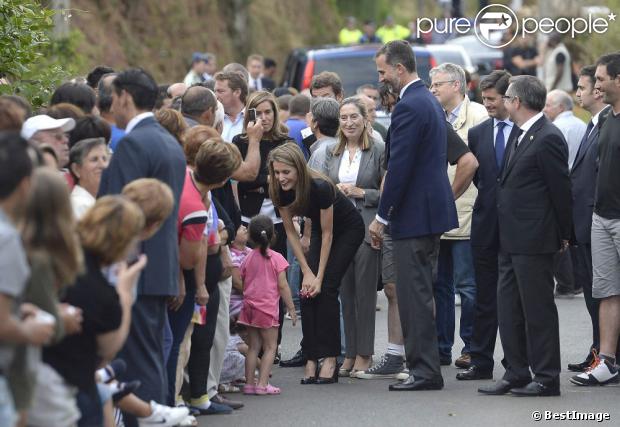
top-left (323, 97), bottom-right (385, 376)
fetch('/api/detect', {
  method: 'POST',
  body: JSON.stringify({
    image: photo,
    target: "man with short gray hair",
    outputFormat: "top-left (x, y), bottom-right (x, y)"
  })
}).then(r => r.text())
top-left (307, 97), bottom-right (340, 171)
top-left (429, 62), bottom-right (488, 370)
top-left (543, 89), bottom-right (586, 169)
top-left (181, 85), bottom-right (218, 128)
top-left (479, 75), bottom-right (571, 397)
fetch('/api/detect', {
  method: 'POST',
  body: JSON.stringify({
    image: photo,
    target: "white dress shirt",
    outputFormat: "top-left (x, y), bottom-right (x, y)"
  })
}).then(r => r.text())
top-left (125, 112), bottom-right (154, 134)
top-left (222, 110), bottom-right (245, 143)
top-left (515, 111), bottom-right (544, 146)
top-left (553, 111), bottom-right (587, 169)
top-left (338, 145), bottom-right (363, 205)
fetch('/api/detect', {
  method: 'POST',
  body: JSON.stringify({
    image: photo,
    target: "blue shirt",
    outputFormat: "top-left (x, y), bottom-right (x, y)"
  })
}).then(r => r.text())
top-left (109, 125), bottom-right (126, 152)
top-left (285, 118), bottom-right (309, 159)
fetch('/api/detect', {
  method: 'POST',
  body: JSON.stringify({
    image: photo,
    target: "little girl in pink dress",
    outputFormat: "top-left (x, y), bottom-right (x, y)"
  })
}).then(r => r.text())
top-left (238, 215), bottom-right (297, 395)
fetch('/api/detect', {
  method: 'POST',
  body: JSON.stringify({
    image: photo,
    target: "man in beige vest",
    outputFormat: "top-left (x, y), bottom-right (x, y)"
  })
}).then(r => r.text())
top-left (429, 63), bottom-right (488, 369)
top-left (543, 33), bottom-right (573, 93)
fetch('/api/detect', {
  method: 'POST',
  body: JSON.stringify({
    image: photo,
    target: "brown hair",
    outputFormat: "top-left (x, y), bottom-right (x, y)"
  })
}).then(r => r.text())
top-left (214, 71), bottom-right (249, 104)
top-left (268, 142), bottom-right (335, 215)
top-left (310, 71), bottom-right (343, 98)
top-left (122, 178), bottom-right (174, 228)
top-left (77, 195), bottom-right (145, 266)
top-left (19, 168), bottom-right (82, 287)
top-left (183, 125), bottom-right (220, 166)
top-left (242, 91), bottom-right (289, 141)
top-left (333, 96), bottom-right (371, 156)
top-left (194, 138), bottom-right (242, 185)
top-left (45, 102), bottom-right (85, 121)
top-left (155, 108), bottom-right (188, 144)
top-left (0, 98), bottom-right (25, 131)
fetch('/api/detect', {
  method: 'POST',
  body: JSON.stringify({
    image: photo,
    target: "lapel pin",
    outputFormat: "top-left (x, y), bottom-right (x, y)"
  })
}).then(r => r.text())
top-left (529, 135), bottom-right (533, 141)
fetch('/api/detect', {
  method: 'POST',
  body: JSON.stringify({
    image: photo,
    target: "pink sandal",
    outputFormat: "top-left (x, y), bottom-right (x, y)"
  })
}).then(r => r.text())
top-left (243, 384), bottom-right (257, 395)
top-left (255, 384), bottom-right (281, 395)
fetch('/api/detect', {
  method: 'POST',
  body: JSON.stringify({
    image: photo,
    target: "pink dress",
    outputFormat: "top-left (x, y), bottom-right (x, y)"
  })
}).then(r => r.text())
top-left (238, 248), bottom-right (289, 329)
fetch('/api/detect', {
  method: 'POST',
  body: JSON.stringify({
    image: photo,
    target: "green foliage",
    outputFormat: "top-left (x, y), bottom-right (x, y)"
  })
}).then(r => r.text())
top-left (0, 0), bottom-right (78, 108)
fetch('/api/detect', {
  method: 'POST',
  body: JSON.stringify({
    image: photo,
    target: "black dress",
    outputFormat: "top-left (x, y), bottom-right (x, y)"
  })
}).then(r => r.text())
top-left (280, 178), bottom-right (364, 359)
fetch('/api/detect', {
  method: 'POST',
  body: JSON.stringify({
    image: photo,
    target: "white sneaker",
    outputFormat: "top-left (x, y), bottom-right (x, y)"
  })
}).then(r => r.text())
top-left (570, 357), bottom-right (619, 386)
top-left (176, 414), bottom-right (198, 426)
top-left (138, 401), bottom-right (189, 426)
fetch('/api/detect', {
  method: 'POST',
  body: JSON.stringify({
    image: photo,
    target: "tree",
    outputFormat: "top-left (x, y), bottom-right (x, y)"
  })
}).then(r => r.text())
top-left (0, 0), bottom-right (69, 108)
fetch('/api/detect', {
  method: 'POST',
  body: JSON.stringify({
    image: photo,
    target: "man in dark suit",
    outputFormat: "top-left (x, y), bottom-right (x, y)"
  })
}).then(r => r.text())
top-left (98, 68), bottom-right (186, 424)
top-left (457, 70), bottom-right (521, 381)
top-left (246, 54), bottom-right (275, 91)
top-left (568, 65), bottom-right (611, 371)
top-left (369, 40), bottom-right (458, 391)
top-left (479, 75), bottom-right (572, 397)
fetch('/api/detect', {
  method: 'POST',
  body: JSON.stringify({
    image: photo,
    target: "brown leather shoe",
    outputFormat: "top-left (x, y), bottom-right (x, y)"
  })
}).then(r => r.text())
top-left (210, 394), bottom-right (243, 410)
top-left (455, 353), bottom-right (471, 369)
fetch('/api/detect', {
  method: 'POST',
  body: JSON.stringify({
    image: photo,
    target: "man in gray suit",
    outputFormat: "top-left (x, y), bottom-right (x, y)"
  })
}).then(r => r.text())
top-left (568, 65), bottom-right (611, 371)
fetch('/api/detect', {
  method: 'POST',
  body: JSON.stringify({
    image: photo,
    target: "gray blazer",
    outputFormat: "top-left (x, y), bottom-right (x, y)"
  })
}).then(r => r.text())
top-left (324, 139), bottom-right (385, 244)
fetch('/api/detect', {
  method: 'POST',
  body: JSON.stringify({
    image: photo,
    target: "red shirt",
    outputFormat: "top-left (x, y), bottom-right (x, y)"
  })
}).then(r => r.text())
top-left (177, 168), bottom-right (208, 242)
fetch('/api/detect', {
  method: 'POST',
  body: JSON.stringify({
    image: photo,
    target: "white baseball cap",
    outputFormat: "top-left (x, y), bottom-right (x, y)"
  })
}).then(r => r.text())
top-left (21, 115), bottom-right (76, 140)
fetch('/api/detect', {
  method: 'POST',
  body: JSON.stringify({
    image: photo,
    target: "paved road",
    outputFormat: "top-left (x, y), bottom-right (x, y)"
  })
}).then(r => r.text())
top-left (198, 294), bottom-right (620, 427)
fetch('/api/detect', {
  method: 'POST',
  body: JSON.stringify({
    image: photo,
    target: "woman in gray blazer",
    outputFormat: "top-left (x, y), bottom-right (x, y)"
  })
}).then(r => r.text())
top-left (323, 96), bottom-right (385, 377)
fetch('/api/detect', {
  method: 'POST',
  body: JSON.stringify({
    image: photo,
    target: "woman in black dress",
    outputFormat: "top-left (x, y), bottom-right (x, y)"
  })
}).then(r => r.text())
top-left (268, 143), bottom-right (365, 384)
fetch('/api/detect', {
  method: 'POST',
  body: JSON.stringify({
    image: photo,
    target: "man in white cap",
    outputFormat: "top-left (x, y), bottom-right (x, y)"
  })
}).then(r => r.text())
top-left (21, 114), bottom-right (75, 168)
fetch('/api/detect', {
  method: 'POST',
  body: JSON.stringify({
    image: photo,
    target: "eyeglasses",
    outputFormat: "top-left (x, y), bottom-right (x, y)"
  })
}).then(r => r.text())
top-left (429, 80), bottom-right (455, 89)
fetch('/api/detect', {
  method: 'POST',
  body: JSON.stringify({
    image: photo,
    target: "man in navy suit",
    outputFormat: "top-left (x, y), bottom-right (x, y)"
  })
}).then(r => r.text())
top-left (369, 40), bottom-right (458, 391)
top-left (457, 70), bottom-right (521, 381)
top-left (99, 68), bottom-right (186, 425)
top-left (479, 75), bottom-right (571, 397)
top-left (568, 65), bottom-right (611, 371)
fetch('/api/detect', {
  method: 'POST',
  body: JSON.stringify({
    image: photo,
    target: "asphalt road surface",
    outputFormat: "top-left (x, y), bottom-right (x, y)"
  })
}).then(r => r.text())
top-left (198, 293), bottom-right (620, 427)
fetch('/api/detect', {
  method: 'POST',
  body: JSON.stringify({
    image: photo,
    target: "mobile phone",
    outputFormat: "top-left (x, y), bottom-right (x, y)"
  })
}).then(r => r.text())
top-left (248, 108), bottom-right (257, 122)
top-left (127, 253), bottom-right (140, 266)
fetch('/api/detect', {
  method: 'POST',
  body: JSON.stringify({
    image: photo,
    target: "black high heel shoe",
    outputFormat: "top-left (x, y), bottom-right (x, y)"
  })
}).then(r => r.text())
top-left (300, 361), bottom-right (319, 384)
top-left (316, 360), bottom-right (340, 384)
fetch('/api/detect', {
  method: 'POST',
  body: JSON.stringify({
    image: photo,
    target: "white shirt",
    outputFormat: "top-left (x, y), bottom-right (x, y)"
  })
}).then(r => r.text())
top-left (338, 146), bottom-right (363, 205)
top-left (249, 76), bottom-right (262, 91)
top-left (71, 185), bottom-right (96, 219)
top-left (493, 118), bottom-right (514, 146)
top-left (399, 78), bottom-right (420, 99)
top-left (125, 112), bottom-right (154, 134)
top-left (515, 112), bottom-right (544, 146)
top-left (552, 110), bottom-right (587, 169)
top-left (222, 110), bottom-right (244, 143)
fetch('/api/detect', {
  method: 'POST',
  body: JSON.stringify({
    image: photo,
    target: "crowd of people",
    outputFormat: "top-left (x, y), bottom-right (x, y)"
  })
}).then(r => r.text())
top-left (1, 34), bottom-right (620, 427)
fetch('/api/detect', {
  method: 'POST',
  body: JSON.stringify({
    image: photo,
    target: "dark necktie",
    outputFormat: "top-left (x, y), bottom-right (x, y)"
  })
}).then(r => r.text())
top-left (506, 128), bottom-right (523, 167)
top-left (574, 120), bottom-right (594, 162)
top-left (495, 121), bottom-right (507, 168)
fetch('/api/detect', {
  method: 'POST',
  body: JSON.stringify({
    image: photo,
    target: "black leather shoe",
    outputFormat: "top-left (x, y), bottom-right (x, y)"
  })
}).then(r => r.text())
top-left (389, 375), bottom-right (443, 391)
top-left (478, 379), bottom-right (529, 395)
top-left (456, 366), bottom-right (493, 381)
top-left (510, 381), bottom-right (560, 397)
top-left (280, 349), bottom-right (306, 368)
